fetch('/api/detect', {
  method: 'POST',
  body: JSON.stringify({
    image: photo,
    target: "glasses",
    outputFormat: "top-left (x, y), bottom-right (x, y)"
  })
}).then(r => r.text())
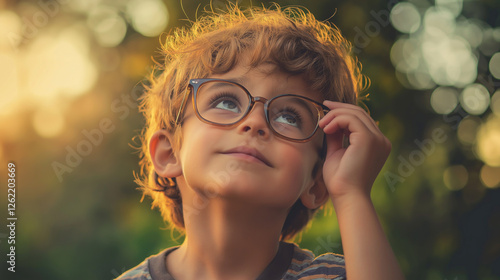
top-left (176, 78), bottom-right (330, 142)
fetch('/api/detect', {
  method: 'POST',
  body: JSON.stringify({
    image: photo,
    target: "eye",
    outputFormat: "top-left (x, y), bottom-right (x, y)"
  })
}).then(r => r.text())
top-left (273, 107), bottom-right (302, 128)
top-left (209, 93), bottom-right (242, 113)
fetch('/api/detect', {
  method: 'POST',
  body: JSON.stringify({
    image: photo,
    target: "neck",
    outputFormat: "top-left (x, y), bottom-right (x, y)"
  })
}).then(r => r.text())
top-left (167, 195), bottom-right (289, 280)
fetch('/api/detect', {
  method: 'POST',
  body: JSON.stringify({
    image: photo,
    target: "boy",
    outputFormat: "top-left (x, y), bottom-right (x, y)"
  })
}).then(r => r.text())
top-left (118, 4), bottom-right (405, 280)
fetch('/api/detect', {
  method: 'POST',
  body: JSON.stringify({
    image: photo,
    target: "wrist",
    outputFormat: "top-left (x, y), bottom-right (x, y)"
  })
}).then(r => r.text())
top-left (330, 190), bottom-right (373, 212)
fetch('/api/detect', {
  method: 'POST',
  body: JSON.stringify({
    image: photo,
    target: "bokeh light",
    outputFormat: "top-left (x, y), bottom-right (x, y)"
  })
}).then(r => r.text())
top-left (456, 19), bottom-right (483, 48)
top-left (423, 7), bottom-right (456, 35)
top-left (87, 6), bottom-right (127, 47)
top-left (459, 83), bottom-right (490, 115)
top-left (489, 52), bottom-right (500, 79)
top-left (457, 116), bottom-right (481, 145)
top-left (479, 27), bottom-right (500, 56)
top-left (390, 38), bottom-right (420, 73)
top-left (491, 90), bottom-right (500, 116)
top-left (25, 25), bottom-right (98, 102)
top-left (443, 165), bottom-right (468, 190)
top-left (480, 164), bottom-right (500, 188)
top-left (435, 0), bottom-right (463, 17)
top-left (389, 0), bottom-right (491, 90)
top-left (390, 2), bottom-right (421, 34)
top-left (476, 115), bottom-right (500, 167)
top-left (391, 0), bottom-right (500, 195)
top-left (430, 87), bottom-right (459, 114)
top-left (32, 105), bottom-right (65, 138)
top-left (407, 71), bottom-right (435, 89)
top-left (126, 0), bottom-right (169, 37)
top-left (422, 34), bottom-right (477, 87)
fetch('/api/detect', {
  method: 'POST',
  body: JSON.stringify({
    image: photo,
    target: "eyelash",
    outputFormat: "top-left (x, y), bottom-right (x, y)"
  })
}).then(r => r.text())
top-left (277, 106), bottom-right (303, 124)
top-left (208, 92), bottom-right (241, 107)
top-left (206, 94), bottom-right (304, 127)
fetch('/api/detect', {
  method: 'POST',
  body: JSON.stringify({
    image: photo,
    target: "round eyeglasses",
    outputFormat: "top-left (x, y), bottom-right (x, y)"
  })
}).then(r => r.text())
top-left (175, 78), bottom-right (330, 142)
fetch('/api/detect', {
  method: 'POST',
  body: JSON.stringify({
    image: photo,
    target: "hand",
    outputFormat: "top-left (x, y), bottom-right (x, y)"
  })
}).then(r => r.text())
top-left (318, 101), bottom-right (391, 201)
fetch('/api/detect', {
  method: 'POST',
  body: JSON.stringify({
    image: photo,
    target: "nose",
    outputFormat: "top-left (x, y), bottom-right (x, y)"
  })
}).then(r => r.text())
top-left (237, 98), bottom-right (271, 139)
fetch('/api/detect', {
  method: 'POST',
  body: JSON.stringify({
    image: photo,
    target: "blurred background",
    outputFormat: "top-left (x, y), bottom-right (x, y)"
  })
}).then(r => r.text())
top-left (0, 0), bottom-right (499, 279)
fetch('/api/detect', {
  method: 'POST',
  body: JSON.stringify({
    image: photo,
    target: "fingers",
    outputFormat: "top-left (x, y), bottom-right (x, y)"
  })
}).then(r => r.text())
top-left (321, 101), bottom-right (379, 131)
top-left (320, 101), bottom-right (380, 136)
top-left (319, 100), bottom-right (390, 154)
top-left (322, 113), bottom-right (371, 139)
top-left (324, 129), bottom-right (345, 153)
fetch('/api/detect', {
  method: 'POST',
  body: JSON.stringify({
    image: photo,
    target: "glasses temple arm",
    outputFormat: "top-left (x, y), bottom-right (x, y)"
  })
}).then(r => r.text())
top-left (320, 104), bottom-right (330, 117)
top-left (175, 89), bottom-right (190, 125)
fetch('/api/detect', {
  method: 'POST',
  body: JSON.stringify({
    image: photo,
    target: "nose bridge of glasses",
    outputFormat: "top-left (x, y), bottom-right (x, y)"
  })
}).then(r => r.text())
top-left (252, 96), bottom-right (269, 105)
top-left (246, 96), bottom-right (268, 114)
top-left (252, 96), bottom-right (269, 113)
top-left (241, 95), bottom-right (266, 124)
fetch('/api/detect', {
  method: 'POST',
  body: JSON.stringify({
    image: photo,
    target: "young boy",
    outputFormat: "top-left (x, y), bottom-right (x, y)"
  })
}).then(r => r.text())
top-left (118, 4), bottom-right (404, 280)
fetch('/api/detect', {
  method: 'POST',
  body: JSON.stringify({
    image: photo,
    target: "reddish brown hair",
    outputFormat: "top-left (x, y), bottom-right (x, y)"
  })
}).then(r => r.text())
top-left (135, 4), bottom-right (365, 240)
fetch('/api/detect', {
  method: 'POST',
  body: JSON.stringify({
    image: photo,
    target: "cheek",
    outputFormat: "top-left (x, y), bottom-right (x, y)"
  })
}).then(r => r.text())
top-left (276, 146), bottom-right (318, 193)
top-left (178, 125), bottom-right (218, 184)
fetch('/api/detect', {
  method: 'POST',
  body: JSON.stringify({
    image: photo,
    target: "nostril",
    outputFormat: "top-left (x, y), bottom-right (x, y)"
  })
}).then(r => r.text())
top-left (242, 126), bottom-right (266, 136)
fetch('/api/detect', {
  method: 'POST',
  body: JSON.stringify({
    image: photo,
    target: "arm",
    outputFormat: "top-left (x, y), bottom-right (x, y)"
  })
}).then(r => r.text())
top-left (332, 192), bottom-right (404, 279)
top-left (319, 101), bottom-right (405, 280)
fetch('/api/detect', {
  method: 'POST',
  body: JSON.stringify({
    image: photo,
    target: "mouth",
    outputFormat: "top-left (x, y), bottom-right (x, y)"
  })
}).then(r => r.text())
top-left (221, 146), bottom-right (273, 167)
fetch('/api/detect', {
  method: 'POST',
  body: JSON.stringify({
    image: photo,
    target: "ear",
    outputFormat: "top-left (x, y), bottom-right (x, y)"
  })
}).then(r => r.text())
top-left (149, 130), bottom-right (182, 178)
top-left (300, 170), bottom-right (329, 209)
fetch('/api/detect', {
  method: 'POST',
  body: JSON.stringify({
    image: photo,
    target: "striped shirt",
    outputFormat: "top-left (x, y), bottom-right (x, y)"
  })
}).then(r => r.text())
top-left (116, 242), bottom-right (346, 280)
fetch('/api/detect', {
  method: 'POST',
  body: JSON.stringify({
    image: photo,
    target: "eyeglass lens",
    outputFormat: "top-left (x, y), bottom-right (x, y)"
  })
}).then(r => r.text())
top-left (195, 80), bottom-right (320, 140)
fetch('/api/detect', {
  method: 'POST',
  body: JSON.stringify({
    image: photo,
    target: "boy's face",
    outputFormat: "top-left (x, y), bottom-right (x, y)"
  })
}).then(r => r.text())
top-left (174, 61), bottom-right (326, 210)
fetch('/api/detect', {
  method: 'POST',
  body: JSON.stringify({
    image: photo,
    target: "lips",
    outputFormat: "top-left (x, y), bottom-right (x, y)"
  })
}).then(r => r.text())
top-left (221, 146), bottom-right (273, 167)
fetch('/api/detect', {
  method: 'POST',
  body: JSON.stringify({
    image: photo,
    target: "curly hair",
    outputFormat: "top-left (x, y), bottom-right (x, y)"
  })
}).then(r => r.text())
top-left (135, 4), bottom-right (365, 240)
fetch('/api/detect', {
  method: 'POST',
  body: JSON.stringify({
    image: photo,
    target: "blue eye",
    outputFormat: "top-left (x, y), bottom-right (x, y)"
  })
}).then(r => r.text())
top-left (209, 93), bottom-right (242, 113)
top-left (274, 114), bottom-right (298, 126)
top-left (215, 100), bottom-right (239, 112)
top-left (273, 107), bottom-right (302, 128)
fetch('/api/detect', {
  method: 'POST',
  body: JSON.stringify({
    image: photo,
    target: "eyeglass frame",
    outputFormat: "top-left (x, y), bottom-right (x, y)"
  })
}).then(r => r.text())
top-left (175, 78), bottom-right (331, 142)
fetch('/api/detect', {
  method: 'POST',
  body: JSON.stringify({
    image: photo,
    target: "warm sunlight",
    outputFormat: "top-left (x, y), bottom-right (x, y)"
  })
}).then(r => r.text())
top-left (476, 115), bottom-right (500, 167)
top-left (1, 1), bottom-right (498, 279)
top-left (25, 26), bottom-right (97, 101)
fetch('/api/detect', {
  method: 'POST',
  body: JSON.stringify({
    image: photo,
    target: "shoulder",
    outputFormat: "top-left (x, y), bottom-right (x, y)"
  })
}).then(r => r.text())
top-left (115, 259), bottom-right (152, 280)
top-left (283, 243), bottom-right (346, 280)
top-left (115, 247), bottom-right (175, 280)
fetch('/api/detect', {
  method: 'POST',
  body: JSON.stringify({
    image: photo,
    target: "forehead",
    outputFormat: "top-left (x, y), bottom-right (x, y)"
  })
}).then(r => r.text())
top-left (209, 61), bottom-right (323, 102)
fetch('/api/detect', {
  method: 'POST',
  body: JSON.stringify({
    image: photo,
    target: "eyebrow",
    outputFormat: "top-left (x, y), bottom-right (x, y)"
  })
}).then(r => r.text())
top-left (202, 80), bottom-right (242, 92)
top-left (220, 76), bottom-right (246, 85)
